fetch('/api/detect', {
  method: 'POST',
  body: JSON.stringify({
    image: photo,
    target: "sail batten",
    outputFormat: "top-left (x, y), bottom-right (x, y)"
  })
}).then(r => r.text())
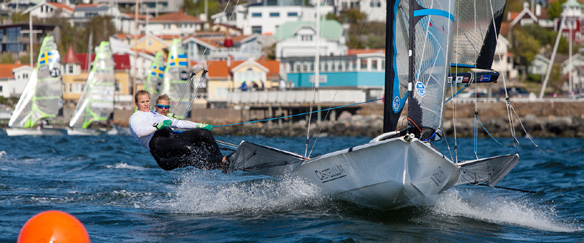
top-left (69, 42), bottom-right (115, 129)
top-left (9, 37), bottom-right (62, 128)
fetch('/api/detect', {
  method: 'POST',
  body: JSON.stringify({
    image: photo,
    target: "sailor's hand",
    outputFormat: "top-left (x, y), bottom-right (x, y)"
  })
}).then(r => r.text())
top-left (196, 123), bottom-right (212, 131)
top-left (156, 120), bottom-right (172, 129)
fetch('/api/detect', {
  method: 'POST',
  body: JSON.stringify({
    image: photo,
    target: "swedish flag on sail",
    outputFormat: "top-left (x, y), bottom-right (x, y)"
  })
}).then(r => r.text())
top-left (169, 54), bottom-right (187, 67)
top-left (151, 65), bottom-right (165, 78)
top-left (39, 51), bottom-right (58, 64)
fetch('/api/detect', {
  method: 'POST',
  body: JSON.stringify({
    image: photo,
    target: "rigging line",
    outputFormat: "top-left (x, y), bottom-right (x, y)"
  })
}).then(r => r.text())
top-left (508, 104), bottom-right (545, 154)
top-left (444, 84), bottom-right (469, 103)
top-left (214, 98), bottom-right (382, 128)
top-left (477, 119), bottom-right (515, 150)
top-left (307, 3), bottom-right (377, 158)
top-left (216, 140), bottom-right (239, 149)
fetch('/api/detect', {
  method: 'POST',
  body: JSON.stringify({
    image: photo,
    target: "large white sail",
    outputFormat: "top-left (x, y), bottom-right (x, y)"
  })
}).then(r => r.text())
top-left (161, 39), bottom-right (190, 119)
top-left (69, 41), bottom-right (116, 129)
top-left (9, 36), bottom-right (62, 128)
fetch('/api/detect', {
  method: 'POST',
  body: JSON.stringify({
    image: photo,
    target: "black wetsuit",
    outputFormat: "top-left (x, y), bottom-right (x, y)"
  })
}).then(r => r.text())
top-left (148, 127), bottom-right (223, 170)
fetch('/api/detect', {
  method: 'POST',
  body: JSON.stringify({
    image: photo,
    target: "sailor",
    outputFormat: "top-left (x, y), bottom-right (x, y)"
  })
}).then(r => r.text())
top-left (129, 90), bottom-right (225, 171)
top-left (154, 94), bottom-right (170, 116)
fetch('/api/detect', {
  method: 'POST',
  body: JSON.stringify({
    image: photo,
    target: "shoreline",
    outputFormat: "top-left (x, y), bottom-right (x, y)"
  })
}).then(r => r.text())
top-left (2, 102), bottom-right (583, 138)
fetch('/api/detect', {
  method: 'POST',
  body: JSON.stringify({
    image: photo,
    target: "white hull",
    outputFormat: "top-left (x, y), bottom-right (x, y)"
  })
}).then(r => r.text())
top-left (66, 128), bottom-right (106, 136)
top-left (290, 136), bottom-right (459, 209)
top-left (226, 134), bottom-right (461, 209)
top-left (6, 127), bottom-right (65, 136)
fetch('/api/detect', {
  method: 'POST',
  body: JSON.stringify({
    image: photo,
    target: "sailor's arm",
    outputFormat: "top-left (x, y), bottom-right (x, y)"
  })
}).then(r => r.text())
top-left (129, 112), bottom-right (157, 138)
top-left (171, 119), bottom-right (212, 130)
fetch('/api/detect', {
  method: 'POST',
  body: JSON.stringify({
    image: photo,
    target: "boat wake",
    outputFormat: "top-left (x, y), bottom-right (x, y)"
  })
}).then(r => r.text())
top-left (431, 188), bottom-right (581, 232)
top-left (106, 162), bottom-right (147, 170)
top-left (168, 171), bottom-right (328, 214)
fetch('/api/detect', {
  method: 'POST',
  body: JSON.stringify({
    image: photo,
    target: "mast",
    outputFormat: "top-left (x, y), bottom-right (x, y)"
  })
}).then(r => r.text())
top-left (383, 0), bottom-right (398, 132)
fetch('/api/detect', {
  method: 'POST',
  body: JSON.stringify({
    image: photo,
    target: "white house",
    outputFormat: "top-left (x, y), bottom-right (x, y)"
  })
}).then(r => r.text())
top-left (147, 10), bottom-right (206, 36)
top-left (360, 0), bottom-right (386, 22)
top-left (492, 35), bottom-right (518, 80)
top-left (0, 64), bottom-right (32, 98)
top-left (212, 1), bottom-right (334, 36)
top-left (275, 19), bottom-right (347, 60)
top-left (23, 2), bottom-right (74, 19)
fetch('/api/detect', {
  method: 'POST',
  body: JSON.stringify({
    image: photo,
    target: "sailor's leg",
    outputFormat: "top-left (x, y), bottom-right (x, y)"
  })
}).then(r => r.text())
top-left (175, 128), bottom-right (223, 160)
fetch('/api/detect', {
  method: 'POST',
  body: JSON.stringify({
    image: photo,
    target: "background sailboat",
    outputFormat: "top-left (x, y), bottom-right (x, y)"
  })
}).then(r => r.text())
top-left (67, 41), bottom-right (116, 136)
top-left (7, 36), bottom-right (64, 136)
top-left (223, 0), bottom-right (518, 210)
top-left (144, 51), bottom-right (166, 103)
top-left (161, 39), bottom-right (190, 119)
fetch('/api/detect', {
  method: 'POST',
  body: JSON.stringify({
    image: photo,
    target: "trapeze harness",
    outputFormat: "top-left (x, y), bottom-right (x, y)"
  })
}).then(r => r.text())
top-left (129, 111), bottom-right (223, 170)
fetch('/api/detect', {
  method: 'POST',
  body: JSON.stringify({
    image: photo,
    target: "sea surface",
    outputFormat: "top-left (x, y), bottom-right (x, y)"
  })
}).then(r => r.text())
top-left (0, 131), bottom-right (582, 242)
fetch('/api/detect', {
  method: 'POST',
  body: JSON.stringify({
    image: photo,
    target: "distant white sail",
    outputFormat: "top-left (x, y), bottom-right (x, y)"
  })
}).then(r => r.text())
top-left (9, 36), bottom-right (62, 128)
top-left (69, 41), bottom-right (116, 129)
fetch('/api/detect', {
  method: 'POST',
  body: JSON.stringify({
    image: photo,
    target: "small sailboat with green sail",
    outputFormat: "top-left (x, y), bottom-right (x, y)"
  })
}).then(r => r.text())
top-left (161, 39), bottom-right (190, 119)
top-left (67, 41), bottom-right (116, 136)
top-left (7, 36), bottom-right (64, 136)
top-left (144, 51), bottom-right (166, 104)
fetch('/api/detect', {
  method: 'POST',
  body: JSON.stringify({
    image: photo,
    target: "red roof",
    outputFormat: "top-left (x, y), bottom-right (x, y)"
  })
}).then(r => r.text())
top-left (150, 10), bottom-right (203, 23)
top-left (76, 53), bottom-right (131, 71)
top-left (62, 44), bottom-right (82, 64)
top-left (47, 2), bottom-right (74, 12)
top-left (0, 63), bottom-right (28, 79)
top-left (206, 60), bottom-right (229, 78)
top-left (347, 49), bottom-right (385, 55)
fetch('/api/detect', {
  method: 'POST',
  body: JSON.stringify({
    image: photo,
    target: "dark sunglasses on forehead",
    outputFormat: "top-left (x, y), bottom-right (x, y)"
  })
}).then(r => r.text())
top-left (156, 104), bottom-right (170, 109)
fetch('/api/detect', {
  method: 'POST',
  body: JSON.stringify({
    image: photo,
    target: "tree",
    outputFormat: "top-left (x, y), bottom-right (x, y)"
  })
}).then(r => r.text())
top-left (0, 53), bottom-right (14, 64)
top-left (512, 27), bottom-right (540, 66)
top-left (182, 0), bottom-right (221, 22)
top-left (11, 12), bottom-right (29, 23)
top-left (83, 16), bottom-right (117, 51)
top-left (548, 0), bottom-right (566, 20)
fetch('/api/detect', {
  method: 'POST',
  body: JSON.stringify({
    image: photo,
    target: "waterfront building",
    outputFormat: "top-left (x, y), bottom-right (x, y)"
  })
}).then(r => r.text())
top-left (0, 63), bottom-right (32, 98)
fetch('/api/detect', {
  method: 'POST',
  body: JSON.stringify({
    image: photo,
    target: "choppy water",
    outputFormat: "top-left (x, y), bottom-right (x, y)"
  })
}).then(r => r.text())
top-left (0, 132), bottom-right (582, 242)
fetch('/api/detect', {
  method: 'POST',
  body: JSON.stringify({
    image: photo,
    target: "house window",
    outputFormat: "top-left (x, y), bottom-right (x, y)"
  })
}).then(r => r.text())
top-left (69, 83), bottom-right (73, 93)
top-left (251, 26), bottom-right (262, 34)
top-left (372, 60), bottom-right (378, 70)
top-left (301, 35), bottom-right (312, 41)
top-left (68, 65), bottom-right (74, 74)
top-left (252, 12), bottom-right (262, 18)
top-left (0, 85), bottom-right (3, 92)
top-left (270, 12), bottom-right (279, 17)
top-left (23, 73), bottom-right (28, 79)
top-left (288, 12), bottom-right (298, 17)
top-left (361, 59), bottom-right (368, 70)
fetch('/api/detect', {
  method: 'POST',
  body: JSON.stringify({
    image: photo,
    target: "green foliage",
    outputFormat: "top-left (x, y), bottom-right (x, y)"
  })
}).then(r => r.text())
top-left (512, 26), bottom-right (541, 66)
top-left (329, 9), bottom-right (383, 49)
top-left (0, 53), bottom-right (14, 64)
top-left (182, 0), bottom-right (221, 21)
top-left (527, 73), bottom-right (543, 83)
top-left (548, 0), bottom-right (566, 20)
top-left (11, 12), bottom-right (29, 23)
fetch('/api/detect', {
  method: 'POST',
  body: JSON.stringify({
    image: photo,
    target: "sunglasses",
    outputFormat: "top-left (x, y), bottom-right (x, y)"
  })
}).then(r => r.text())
top-left (156, 104), bottom-right (170, 109)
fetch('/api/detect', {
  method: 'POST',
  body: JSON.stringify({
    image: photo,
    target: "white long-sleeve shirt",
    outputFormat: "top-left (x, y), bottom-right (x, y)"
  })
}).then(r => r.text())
top-left (129, 111), bottom-right (205, 149)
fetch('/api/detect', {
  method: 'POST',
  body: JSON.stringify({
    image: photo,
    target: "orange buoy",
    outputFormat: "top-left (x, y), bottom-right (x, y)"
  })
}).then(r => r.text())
top-left (18, 210), bottom-right (90, 243)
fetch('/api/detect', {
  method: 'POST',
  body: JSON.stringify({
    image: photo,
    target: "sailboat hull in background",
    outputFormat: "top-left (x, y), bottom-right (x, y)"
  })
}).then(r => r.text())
top-left (6, 127), bottom-right (65, 136)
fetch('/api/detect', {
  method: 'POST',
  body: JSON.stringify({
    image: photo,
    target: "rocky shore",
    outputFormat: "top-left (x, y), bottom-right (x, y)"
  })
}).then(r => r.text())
top-left (209, 114), bottom-right (584, 138)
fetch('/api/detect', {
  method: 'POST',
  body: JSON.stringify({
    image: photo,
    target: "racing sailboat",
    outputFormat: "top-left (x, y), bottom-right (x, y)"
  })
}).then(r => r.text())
top-left (7, 36), bottom-right (64, 136)
top-left (67, 41), bottom-right (116, 135)
top-left (161, 39), bottom-right (190, 119)
top-left (223, 0), bottom-right (518, 209)
top-left (144, 51), bottom-right (166, 104)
